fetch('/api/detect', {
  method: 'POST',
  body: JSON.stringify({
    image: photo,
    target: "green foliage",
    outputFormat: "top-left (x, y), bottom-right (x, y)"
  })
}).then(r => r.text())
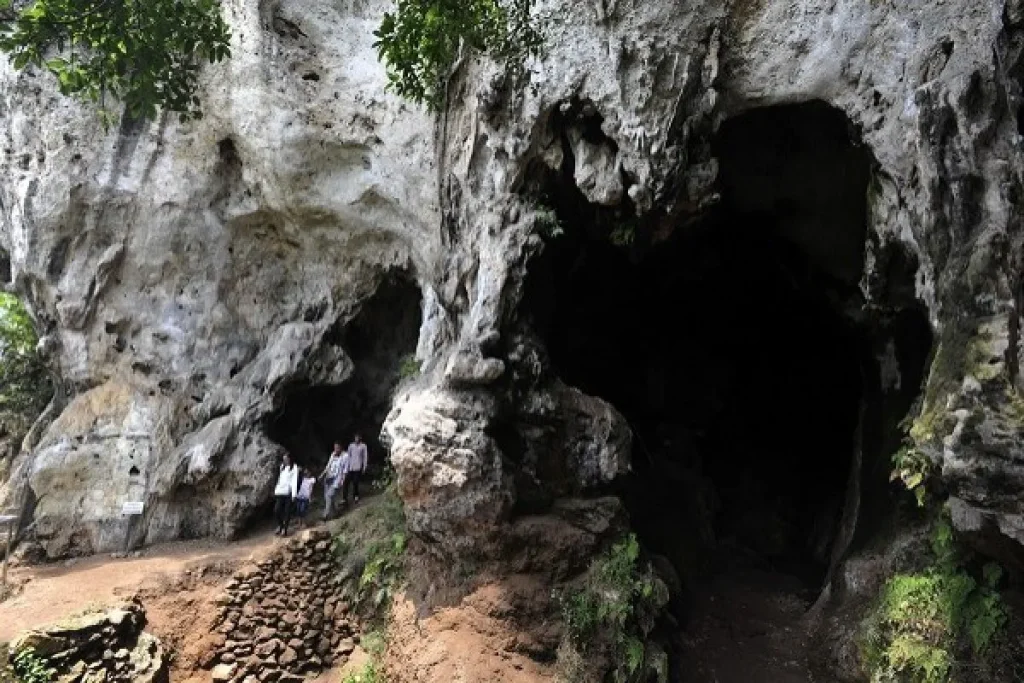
top-left (891, 441), bottom-right (933, 507)
top-left (373, 0), bottom-right (543, 109)
top-left (398, 354), bottom-right (420, 379)
top-left (333, 491), bottom-right (407, 623)
top-left (341, 660), bottom-right (386, 683)
top-left (359, 530), bottom-right (406, 612)
top-left (0, 293), bottom-right (51, 443)
top-left (0, 0), bottom-right (231, 123)
top-left (5, 648), bottom-right (55, 683)
top-left (535, 206), bottom-right (564, 239)
top-left (861, 514), bottom-right (1008, 683)
top-left (558, 534), bottom-right (666, 683)
top-left (339, 630), bottom-right (389, 683)
top-left (609, 224), bottom-right (635, 247)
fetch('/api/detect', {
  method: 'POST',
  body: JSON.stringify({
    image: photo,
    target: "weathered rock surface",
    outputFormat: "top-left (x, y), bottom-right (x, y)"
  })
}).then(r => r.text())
top-left (0, 0), bottom-right (437, 556)
top-left (0, 0), bottom-right (1019, 576)
top-left (383, 0), bottom-right (1024, 565)
top-left (8, 599), bottom-right (168, 683)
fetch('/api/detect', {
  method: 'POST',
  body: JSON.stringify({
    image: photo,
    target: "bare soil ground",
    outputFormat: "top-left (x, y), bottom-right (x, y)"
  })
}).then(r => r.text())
top-left (385, 576), bottom-right (558, 683)
top-left (676, 560), bottom-right (818, 683)
top-left (0, 494), bottom-right (594, 683)
top-left (0, 526), bottom-right (290, 682)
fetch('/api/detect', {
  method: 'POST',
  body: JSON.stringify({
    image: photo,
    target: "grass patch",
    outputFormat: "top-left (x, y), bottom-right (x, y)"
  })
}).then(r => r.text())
top-left (860, 512), bottom-right (1009, 683)
top-left (341, 631), bottom-right (389, 683)
top-left (556, 534), bottom-right (668, 683)
top-left (332, 490), bottom-right (407, 624)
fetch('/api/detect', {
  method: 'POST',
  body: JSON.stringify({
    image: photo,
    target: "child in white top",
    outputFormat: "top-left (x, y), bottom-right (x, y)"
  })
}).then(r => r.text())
top-left (295, 468), bottom-right (316, 525)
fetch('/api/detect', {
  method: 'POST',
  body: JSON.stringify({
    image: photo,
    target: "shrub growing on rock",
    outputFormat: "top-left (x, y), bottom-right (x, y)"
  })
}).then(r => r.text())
top-left (333, 491), bottom-right (407, 624)
top-left (556, 534), bottom-right (669, 683)
top-left (860, 514), bottom-right (1009, 683)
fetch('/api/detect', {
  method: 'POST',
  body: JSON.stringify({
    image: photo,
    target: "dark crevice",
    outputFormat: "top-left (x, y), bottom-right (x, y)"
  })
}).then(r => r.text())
top-left (264, 274), bottom-right (422, 475)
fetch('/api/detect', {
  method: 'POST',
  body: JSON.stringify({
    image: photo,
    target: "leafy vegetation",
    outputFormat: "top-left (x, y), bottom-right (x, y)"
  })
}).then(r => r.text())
top-left (861, 514), bottom-right (1009, 683)
top-left (535, 206), bottom-right (564, 239)
top-left (0, 0), bottom-right (231, 123)
top-left (398, 354), bottom-right (421, 379)
top-left (0, 293), bottom-right (51, 446)
top-left (341, 658), bottom-right (386, 683)
top-left (340, 631), bottom-right (389, 683)
top-left (890, 439), bottom-right (933, 508)
top-left (373, 0), bottom-right (543, 109)
top-left (332, 490), bottom-right (407, 623)
top-left (0, 647), bottom-right (55, 683)
top-left (608, 224), bottom-right (635, 248)
top-left (557, 534), bottom-right (667, 683)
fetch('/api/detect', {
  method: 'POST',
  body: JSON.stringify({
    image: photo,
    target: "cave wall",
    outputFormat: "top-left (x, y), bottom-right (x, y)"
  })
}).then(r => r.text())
top-left (384, 0), bottom-right (1024, 571)
top-left (0, 0), bottom-right (1019, 583)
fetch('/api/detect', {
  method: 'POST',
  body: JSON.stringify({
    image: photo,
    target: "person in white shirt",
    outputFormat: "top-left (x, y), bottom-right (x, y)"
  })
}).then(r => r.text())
top-left (319, 443), bottom-right (346, 521)
top-left (273, 453), bottom-right (299, 536)
top-left (342, 434), bottom-right (368, 507)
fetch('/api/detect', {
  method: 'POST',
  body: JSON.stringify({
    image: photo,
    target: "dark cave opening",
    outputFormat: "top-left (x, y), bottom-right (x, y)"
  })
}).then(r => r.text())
top-left (524, 101), bottom-right (934, 676)
top-left (264, 275), bottom-right (422, 477)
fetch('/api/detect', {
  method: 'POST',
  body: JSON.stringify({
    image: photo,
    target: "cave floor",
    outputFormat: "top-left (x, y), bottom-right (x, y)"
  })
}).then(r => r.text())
top-left (676, 548), bottom-right (818, 683)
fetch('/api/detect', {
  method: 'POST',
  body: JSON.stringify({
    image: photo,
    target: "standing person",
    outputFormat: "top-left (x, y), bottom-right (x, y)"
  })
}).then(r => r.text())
top-left (319, 443), bottom-right (346, 521)
top-left (273, 454), bottom-right (299, 536)
top-left (344, 434), bottom-right (368, 506)
top-left (295, 468), bottom-right (316, 527)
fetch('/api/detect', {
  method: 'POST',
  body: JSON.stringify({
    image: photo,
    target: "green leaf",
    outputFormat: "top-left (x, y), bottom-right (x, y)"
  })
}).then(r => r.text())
top-left (0, 0), bottom-right (233, 119)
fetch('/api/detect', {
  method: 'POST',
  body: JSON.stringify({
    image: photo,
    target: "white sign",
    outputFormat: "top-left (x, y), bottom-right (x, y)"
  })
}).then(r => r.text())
top-left (121, 502), bottom-right (145, 516)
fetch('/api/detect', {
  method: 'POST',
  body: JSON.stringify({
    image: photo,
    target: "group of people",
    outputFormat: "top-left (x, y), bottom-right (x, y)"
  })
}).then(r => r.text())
top-left (272, 434), bottom-right (369, 536)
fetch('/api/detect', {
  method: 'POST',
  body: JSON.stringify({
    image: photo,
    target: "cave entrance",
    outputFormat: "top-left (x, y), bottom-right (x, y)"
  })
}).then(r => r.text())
top-left (525, 101), bottom-right (932, 679)
top-left (265, 275), bottom-right (422, 478)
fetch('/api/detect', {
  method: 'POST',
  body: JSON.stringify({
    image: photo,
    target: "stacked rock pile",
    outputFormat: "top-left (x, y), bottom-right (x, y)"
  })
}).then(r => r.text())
top-left (206, 529), bottom-right (359, 683)
top-left (8, 598), bottom-right (167, 683)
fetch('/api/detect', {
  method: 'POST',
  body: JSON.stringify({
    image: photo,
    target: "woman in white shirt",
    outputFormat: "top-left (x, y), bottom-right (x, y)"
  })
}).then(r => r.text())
top-left (274, 453), bottom-right (299, 536)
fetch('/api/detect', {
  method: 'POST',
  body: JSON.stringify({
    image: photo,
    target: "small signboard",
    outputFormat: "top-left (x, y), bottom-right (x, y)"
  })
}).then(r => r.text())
top-left (121, 501), bottom-right (145, 516)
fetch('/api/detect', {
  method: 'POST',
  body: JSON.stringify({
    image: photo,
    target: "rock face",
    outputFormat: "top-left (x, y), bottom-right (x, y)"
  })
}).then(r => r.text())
top-left (8, 599), bottom-right (168, 683)
top-left (0, 0), bottom-right (1020, 579)
top-left (0, 0), bottom-right (437, 555)
top-left (382, 0), bottom-right (1024, 568)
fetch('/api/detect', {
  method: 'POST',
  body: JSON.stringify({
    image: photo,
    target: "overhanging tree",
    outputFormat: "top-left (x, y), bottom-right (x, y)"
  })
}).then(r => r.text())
top-left (373, 0), bottom-right (542, 110)
top-left (0, 0), bottom-right (231, 122)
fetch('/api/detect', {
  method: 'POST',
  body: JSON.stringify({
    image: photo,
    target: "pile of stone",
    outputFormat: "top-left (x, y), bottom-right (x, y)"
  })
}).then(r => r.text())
top-left (8, 599), bottom-right (167, 683)
top-left (206, 529), bottom-right (357, 683)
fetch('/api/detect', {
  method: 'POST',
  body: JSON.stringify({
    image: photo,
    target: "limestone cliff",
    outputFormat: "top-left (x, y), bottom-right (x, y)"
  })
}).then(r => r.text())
top-left (0, 0), bottom-right (1020, 614)
top-left (0, 0), bottom-right (438, 554)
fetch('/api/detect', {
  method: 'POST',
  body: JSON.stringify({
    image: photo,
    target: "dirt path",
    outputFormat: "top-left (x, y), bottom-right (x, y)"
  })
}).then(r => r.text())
top-left (0, 530), bottom-right (281, 643)
top-left (676, 561), bottom-right (818, 683)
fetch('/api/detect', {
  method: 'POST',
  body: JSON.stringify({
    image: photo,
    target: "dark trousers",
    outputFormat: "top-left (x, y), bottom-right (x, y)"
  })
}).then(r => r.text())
top-left (274, 495), bottom-right (292, 533)
top-left (342, 470), bottom-right (362, 505)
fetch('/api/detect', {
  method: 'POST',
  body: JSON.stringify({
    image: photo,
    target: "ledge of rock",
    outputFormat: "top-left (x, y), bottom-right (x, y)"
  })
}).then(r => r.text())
top-left (8, 599), bottom-right (168, 683)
